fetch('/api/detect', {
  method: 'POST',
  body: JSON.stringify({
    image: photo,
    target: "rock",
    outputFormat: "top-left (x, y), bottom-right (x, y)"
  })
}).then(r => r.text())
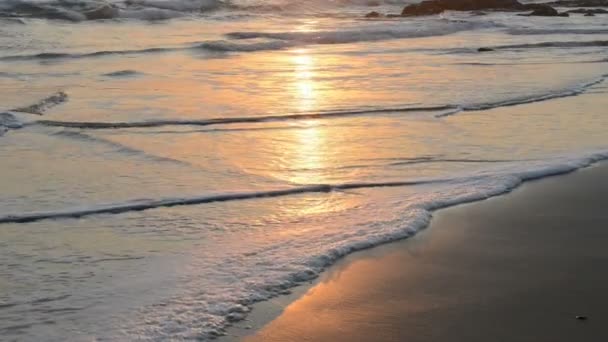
top-left (585, 11), bottom-right (595, 15)
top-left (401, 1), bottom-right (444, 16)
top-left (576, 315), bottom-right (588, 320)
top-left (547, 0), bottom-right (608, 7)
top-left (365, 11), bottom-right (382, 18)
top-left (84, 4), bottom-right (118, 20)
top-left (529, 4), bottom-right (559, 15)
top-left (386, 13), bottom-right (403, 17)
top-left (520, 4), bottom-right (569, 16)
top-left (401, 0), bottom-right (525, 16)
top-left (477, 47), bottom-right (494, 52)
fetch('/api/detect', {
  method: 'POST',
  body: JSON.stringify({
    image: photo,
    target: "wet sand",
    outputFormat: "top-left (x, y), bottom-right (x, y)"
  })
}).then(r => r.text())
top-left (231, 162), bottom-right (608, 342)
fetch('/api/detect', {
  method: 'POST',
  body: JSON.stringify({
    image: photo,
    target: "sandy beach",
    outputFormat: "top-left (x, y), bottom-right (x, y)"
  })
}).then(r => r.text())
top-left (234, 163), bottom-right (608, 342)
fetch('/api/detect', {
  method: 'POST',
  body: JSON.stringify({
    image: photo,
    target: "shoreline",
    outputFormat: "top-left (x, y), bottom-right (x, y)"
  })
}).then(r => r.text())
top-left (224, 162), bottom-right (608, 341)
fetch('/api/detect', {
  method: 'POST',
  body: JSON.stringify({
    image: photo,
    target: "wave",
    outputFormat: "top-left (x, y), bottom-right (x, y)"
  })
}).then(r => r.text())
top-left (0, 42), bottom-right (285, 61)
top-left (0, 0), bottom-right (225, 21)
top-left (0, 0), bottom-right (424, 21)
top-left (101, 69), bottom-right (142, 77)
top-left (485, 40), bottom-right (608, 51)
top-left (5, 150), bottom-right (608, 342)
top-left (453, 58), bottom-right (608, 66)
top-left (0, 47), bottom-right (180, 62)
top-left (0, 92), bottom-right (69, 134)
top-left (4, 150), bottom-right (601, 225)
top-left (0, 177), bottom-right (461, 224)
top-left (226, 20), bottom-right (498, 45)
top-left (31, 74), bottom-right (606, 130)
top-left (34, 105), bottom-right (454, 129)
top-left (10, 91), bottom-right (68, 115)
top-left (51, 130), bottom-right (193, 165)
top-left (437, 74), bottom-right (608, 117)
top-left (508, 28), bottom-right (608, 36)
top-left (123, 150), bottom-right (608, 342)
top-left (0, 112), bottom-right (25, 129)
top-left (257, 156), bottom-right (523, 172)
top-left (1, 19), bottom-right (501, 61)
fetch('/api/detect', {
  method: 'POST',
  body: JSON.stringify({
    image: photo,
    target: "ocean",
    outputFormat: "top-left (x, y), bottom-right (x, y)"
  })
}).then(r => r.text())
top-left (1, 0), bottom-right (608, 340)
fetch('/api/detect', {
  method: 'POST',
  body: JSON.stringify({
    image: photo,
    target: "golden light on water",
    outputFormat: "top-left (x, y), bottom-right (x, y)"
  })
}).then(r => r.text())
top-left (293, 49), bottom-right (317, 112)
top-left (289, 122), bottom-right (325, 185)
top-left (283, 48), bottom-right (326, 185)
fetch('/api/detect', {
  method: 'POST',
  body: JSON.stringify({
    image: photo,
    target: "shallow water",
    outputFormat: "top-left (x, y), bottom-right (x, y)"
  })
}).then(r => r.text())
top-left (1, 1), bottom-right (608, 340)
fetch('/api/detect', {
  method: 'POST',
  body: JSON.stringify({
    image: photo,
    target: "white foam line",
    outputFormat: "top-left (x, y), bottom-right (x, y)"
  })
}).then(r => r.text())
top-left (436, 74), bottom-right (607, 118)
top-left (34, 105), bottom-right (454, 129)
top-left (141, 150), bottom-right (608, 340)
top-left (0, 178), bottom-right (455, 224)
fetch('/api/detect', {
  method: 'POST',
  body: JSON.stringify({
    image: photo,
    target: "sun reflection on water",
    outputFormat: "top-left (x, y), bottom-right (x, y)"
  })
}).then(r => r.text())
top-left (293, 49), bottom-right (317, 113)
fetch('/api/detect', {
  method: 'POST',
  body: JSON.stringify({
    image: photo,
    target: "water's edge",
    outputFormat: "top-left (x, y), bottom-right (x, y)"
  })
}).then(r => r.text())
top-left (218, 157), bottom-right (608, 341)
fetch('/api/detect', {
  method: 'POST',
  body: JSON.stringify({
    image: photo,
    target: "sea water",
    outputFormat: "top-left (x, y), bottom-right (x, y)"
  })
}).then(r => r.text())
top-left (1, 0), bottom-right (608, 340)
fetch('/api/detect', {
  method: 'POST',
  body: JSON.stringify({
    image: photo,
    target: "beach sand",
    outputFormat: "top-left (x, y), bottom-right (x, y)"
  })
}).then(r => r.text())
top-left (230, 163), bottom-right (608, 342)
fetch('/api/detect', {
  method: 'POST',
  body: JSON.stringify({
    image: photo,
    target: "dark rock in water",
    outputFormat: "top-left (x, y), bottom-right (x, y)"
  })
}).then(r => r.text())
top-left (519, 4), bottom-right (569, 16)
top-left (401, 1), bottom-right (444, 16)
top-left (547, 0), bottom-right (608, 7)
top-left (387, 13), bottom-right (403, 17)
top-left (585, 11), bottom-right (595, 15)
top-left (84, 4), bottom-right (118, 20)
top-left (471, 10), bottom-right (488, 15)
top-left (529, 4), bottom-right (559, 15)
top-left (365, 11), bottom-right (382, 18)
top-left (478, 47), bottom-right (494, 52)
top-left (401, 0), bottom-right (525, 16)
top-left (576, 315), bottom-right (588, 320)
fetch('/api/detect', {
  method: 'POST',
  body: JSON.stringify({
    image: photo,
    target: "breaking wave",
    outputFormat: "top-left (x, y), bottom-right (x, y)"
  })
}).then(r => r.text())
top-left (34, 105), bottom-right (454, 129)
top-left (0, 0), bottom-right (224, 21)
top-left (438, 73), bottom-right (608, 117)
top-left (0, 0), bottom-right (417, 21)
top-left (0, 19), bottom-right (500, 61)
top-left (1, 91), bottom-right (69, 133)
top-left (3, 149), bottom-right (608, 341)
top-left (0, 112), bottom-right (25, 129)
top-left (508, 28), bottom-right (608, 36)
top-left (31, 73), bottom-right (606, 130)
top-left (0, 177), bottom-right (461, 224)
top-left (483, 40), bottom-right (608, 51)
top-left (0, 47), bottom-right (179, 62)
top-left (225, 20), bottom-right (498, 45)
top-left (10, 91), bottom-right (68, 115)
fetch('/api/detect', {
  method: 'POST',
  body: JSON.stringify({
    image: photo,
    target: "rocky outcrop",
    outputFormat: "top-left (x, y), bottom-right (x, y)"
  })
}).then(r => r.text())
top-left (365, 0), bottom-right (577, 18)
top-left (365, 11), bottom-right (382, 18)
top-left (519, 3), bottom-right (569, 16)
top-left (401, 1), bottom-right (444, 16)
top-left (401, 0), bottom-right (525, 16)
